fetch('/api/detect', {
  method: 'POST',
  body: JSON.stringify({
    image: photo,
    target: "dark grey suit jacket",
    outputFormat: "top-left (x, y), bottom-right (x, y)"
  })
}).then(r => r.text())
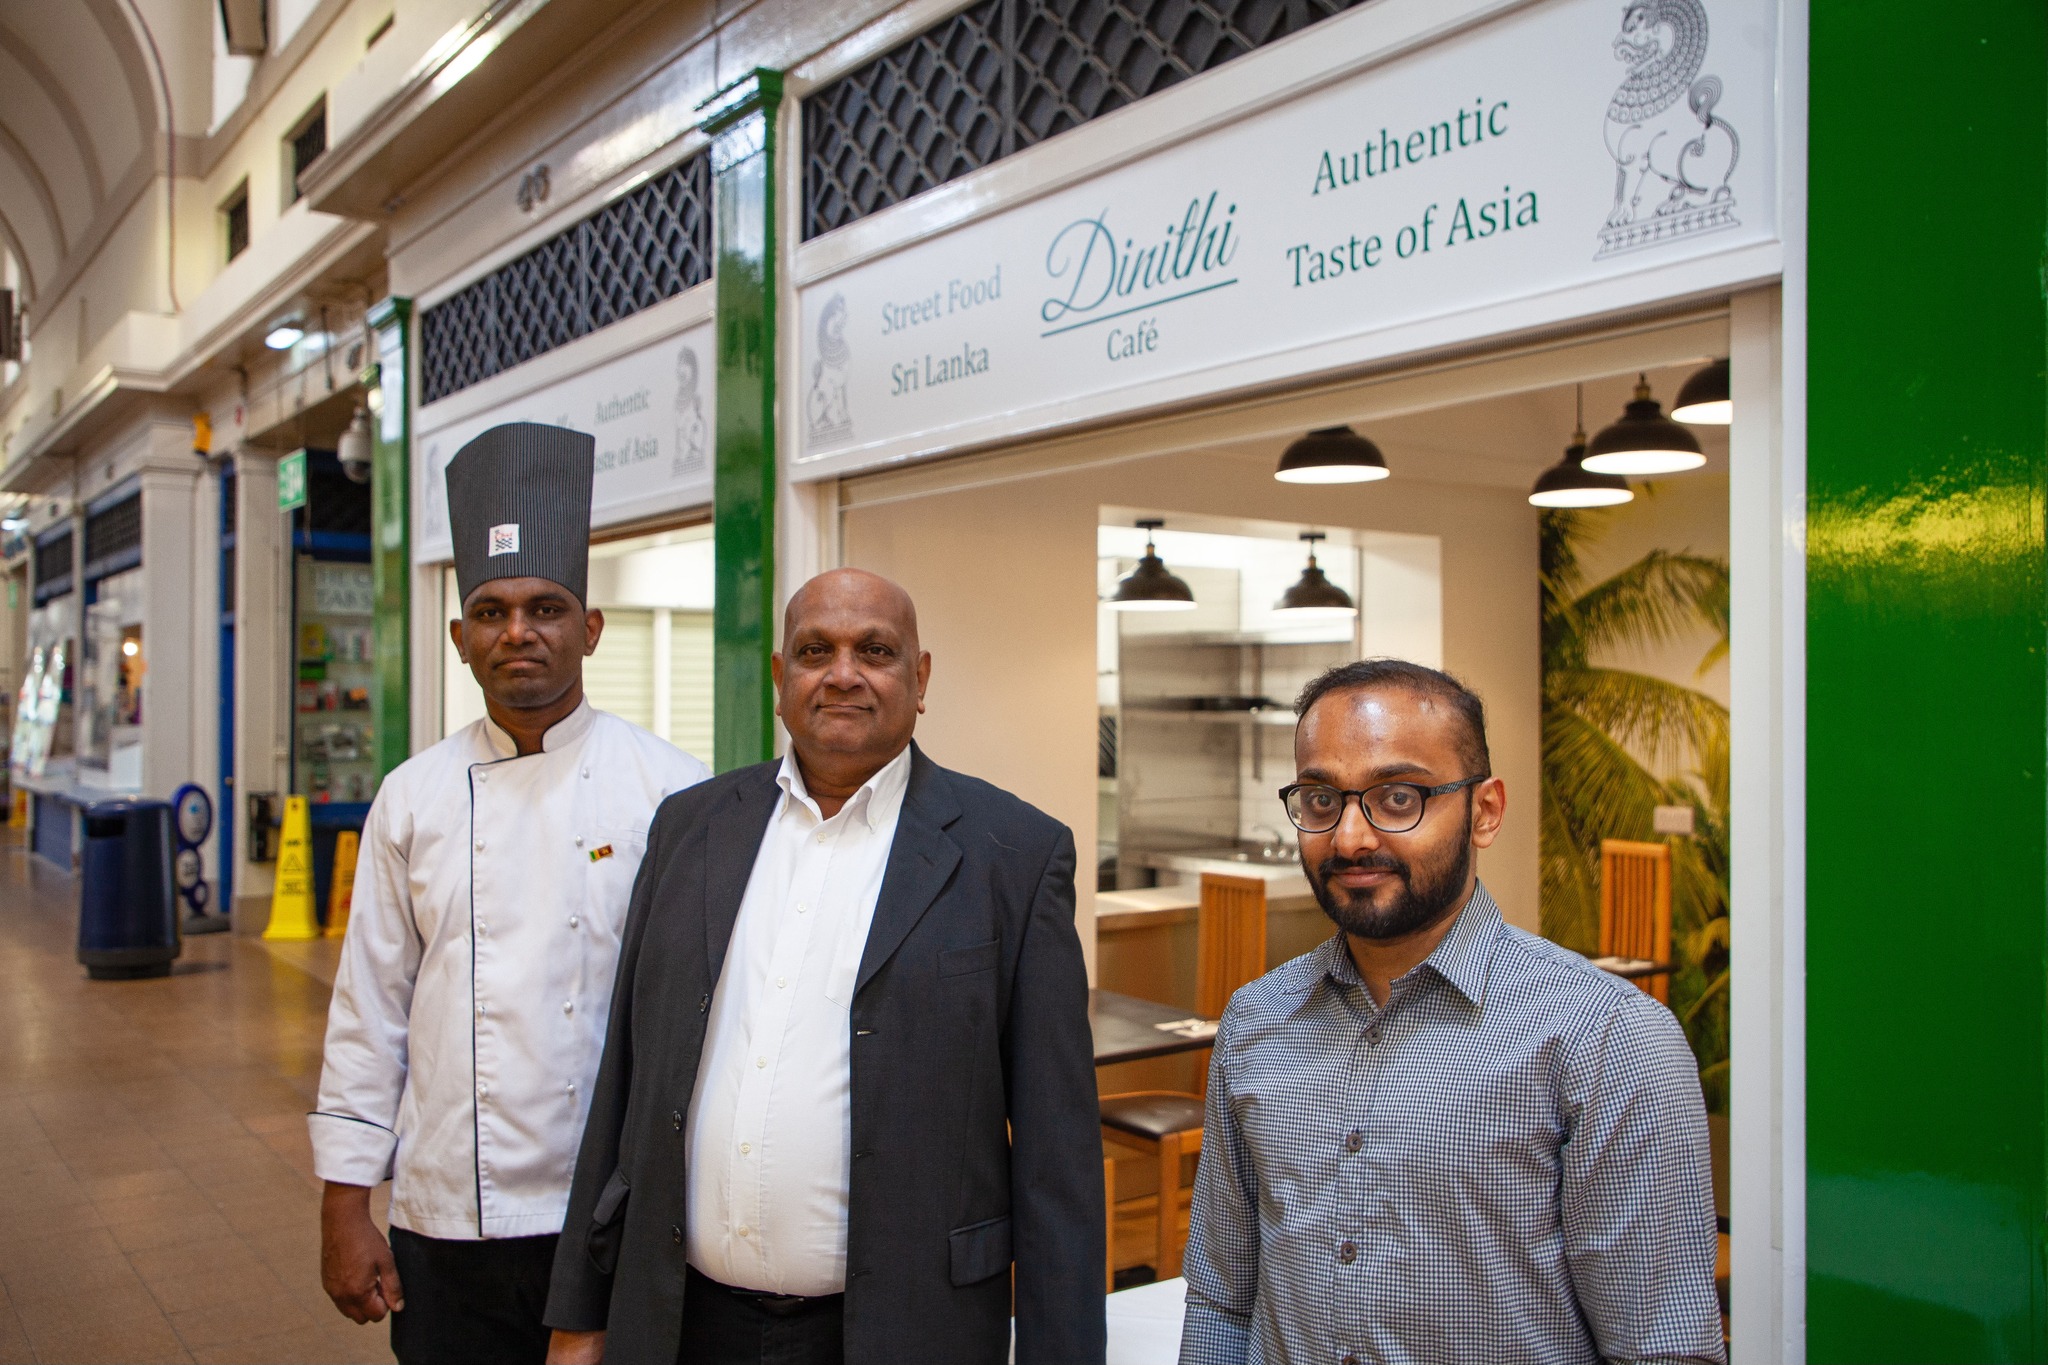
top-left (545, 744), bottom-right (1106, 1364)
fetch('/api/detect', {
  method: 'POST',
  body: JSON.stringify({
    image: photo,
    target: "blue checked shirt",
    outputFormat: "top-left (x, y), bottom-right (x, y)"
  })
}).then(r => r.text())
top-left (1179, 883), bottom-right (1724, 1365)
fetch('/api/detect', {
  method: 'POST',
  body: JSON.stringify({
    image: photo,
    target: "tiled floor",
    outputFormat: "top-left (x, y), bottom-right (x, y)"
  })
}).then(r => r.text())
top-left (0, 831), bottom-right (392, 1363)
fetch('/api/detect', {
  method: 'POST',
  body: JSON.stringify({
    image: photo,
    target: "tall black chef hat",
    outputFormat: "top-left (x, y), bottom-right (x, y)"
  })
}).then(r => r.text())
top-left (445, 422), bottom-right (596, 606)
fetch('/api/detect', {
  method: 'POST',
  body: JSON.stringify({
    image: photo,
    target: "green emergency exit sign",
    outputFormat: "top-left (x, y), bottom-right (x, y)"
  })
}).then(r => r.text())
top-left (278, 449), bottom-right (307, 512)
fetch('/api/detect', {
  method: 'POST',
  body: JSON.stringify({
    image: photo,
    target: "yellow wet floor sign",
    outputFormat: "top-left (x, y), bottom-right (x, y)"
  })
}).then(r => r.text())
top-left (263, 795), bottom-right (320, 941)
top-left (324, 829), bottom-right (360, 939)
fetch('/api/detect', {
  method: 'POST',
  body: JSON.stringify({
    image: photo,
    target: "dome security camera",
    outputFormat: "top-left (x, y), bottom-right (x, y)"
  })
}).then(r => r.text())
top-left (338, 406), bottom-right (373, 484)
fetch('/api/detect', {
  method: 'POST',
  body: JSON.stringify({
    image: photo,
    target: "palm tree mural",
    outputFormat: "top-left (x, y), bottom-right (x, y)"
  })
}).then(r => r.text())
top-left (1540, 505), bottom-right (1731, 1110)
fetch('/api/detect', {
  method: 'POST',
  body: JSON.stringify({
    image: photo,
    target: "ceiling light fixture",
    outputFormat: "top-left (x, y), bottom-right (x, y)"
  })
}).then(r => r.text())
top-left (1530, 385), bottom-right (1634, 508)
top-left (1273, 425), bottom-right (1390, 484)
top-left (264, 319), bottom-right (305, 351)
top-left (1274, 532), bottom-right (1358, 617)
top-left (1582, 375), bottom-right (1706, 476)
top-left (1105, 519), bottom-right (1196, 612)
top-left (1671, 358), bottom-right (1732, 425)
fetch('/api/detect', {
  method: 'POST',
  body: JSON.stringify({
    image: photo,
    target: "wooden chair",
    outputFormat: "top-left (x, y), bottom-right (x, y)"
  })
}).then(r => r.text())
top-left (1600, 839), bottom-right (1673, 1003)
top-left (1100, 873), bottom-right (1266, 1280)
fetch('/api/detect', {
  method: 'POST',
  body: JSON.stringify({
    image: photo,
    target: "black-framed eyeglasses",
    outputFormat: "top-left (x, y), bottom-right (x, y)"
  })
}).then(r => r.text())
top-left (1277, 776), bottom-right (1489, 835)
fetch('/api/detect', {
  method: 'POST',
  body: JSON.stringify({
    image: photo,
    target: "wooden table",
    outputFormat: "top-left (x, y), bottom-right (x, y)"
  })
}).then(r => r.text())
top-left (1591, 956), bottom-right (1675, 982)
top-left (1091, 989), bottom-right (1218, 1067)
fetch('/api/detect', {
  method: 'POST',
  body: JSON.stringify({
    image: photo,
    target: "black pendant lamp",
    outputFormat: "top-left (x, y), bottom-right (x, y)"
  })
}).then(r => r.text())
top-left (1582, 374), bottom-right (1705, 476)
top-left (1105, 519), bottom-right (1196, 612)
top-left (1671, 358), bottom-right (1732, 425)
top-left (1274, 532), bottom-right (1357, 617)
top-left (1530, 385), bottom-right (1633, 508)
top-left (1274, 425), bottom-right (1390, 484)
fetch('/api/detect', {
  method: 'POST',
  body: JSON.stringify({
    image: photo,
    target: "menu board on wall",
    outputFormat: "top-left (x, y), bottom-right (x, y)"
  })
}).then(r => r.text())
top-left (794, 0), bottom-right (1779, 476)
top-left (414, 319), bottom-right (715, 564)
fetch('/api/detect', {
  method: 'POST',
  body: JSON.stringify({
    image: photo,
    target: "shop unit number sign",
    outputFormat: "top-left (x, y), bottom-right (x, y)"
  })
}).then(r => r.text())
top-left (794, 0), bottom-right (1779, 475)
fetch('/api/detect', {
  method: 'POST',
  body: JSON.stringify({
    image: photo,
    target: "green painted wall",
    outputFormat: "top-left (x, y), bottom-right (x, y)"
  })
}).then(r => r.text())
top-left (1806, 5), bottom-right (2048, 1360)
top-left (704, 71), bottom-right (783, 773)
top-left (368, 297), bottom-right (412, 780)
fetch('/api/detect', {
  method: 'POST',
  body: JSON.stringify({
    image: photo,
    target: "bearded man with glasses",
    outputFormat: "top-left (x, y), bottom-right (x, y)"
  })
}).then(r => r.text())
top-left (1179, 658), bottom-right (1723, 1365)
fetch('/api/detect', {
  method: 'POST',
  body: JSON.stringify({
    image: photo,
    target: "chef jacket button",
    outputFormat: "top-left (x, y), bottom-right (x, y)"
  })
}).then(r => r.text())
top-left (672, 1111), bottom-right (683, 1131)
top-left (563, 1000), bottom-right (574, 1015)
top-left (565, 1080), bottom-right (575, 1093)
top-left (476, 1002), bottom-right (486, 1016)
top-left (776, 976), bottom-right (787, 989)
top-left (475, 839), bottom-right (486, 852)
top-left (737, 1224), bottom-right (751, 1239)
top-left (755, 1056), bottom-right (767, 1069)
top-left (476, 772), bottom-right (487, 783)
top-left (739, 1141), bottom-right (751, 1155)
top-left (569, 915), bottom-right (580, 928)
top-left (477, 1084), bottom-right (489, 1099)
top-left (671, 1226), bottom-right (682, 1245)
top-left (583, 768), bottom-right (591, 780)
top-left (574, 835), bottom-right (584, 848)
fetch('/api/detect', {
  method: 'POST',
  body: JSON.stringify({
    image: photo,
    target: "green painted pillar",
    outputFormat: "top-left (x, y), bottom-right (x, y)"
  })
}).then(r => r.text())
top-left (368, 297), bottom-right (412, 780)
top-left (1806, 4), bottom-right (2047, 1361)
top-left (702, 69), bottom-right (783, 773)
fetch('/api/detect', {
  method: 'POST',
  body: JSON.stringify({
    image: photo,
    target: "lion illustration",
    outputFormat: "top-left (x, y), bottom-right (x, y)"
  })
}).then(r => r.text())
top-left (1601, 0), bottom-right (1740, 244)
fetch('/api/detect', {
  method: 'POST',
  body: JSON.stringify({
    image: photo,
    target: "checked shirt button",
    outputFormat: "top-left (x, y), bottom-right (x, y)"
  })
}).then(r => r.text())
top-left (1342, 1355), bottom-right (1363, 1365)
top-left (1338, 1240), bottom-right (1358, 1265)
top-left (1344, 1129), bottom-right (1364, 1154)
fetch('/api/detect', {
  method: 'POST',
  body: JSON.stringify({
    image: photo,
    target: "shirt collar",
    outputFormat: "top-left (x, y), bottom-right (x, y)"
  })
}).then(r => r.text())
top-left (481, 696), bottom-right (596, 760)
top-left (776, 743), bottom-right (914, 831)
top-left (1313, 879), bottom-right (1506, 1009)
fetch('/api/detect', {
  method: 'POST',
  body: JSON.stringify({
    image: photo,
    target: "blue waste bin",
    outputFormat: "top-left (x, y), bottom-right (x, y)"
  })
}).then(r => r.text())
top-left (77, 798), bottom-right (180, 980)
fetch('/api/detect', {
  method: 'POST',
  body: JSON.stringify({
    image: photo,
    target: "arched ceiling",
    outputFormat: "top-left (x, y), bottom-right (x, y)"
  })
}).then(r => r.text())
top-left (0, 0), bottom-right (160, 305)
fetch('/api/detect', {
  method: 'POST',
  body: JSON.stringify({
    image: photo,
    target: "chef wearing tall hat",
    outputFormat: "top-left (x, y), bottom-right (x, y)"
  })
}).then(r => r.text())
top-left (311, 422), bottom-right (709, 1363)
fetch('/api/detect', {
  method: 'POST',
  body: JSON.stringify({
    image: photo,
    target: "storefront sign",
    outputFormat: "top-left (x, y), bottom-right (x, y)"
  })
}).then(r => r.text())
top-left (413, 319), bottom-right (715, 564)
top-left (796, 0), bottom-right (1778, 474)
top-left (277, 450), bottom-right (308, 512)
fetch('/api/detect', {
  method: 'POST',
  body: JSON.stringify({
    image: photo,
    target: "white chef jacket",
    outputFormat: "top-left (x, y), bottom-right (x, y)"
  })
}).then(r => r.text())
top-left (310, 700), bottom-right (708, 1240)
top-left (685, 745), bottom-right (911, 1295)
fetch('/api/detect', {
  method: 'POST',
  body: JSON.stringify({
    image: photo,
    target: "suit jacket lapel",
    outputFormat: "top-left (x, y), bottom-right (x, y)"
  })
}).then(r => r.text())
top-left (856, 745), bottom-right (962, 995)
top-left (703, 764), bottom-right (779, 985)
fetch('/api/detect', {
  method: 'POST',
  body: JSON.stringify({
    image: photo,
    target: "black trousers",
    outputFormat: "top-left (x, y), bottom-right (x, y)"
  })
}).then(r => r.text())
top-left (678, 1266), bottom-right (845, 1365)
top-left (388, 1227), bottom-right (558, 1365)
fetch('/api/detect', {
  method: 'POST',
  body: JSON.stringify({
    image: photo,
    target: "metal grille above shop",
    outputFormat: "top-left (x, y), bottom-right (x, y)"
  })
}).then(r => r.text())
top-left (420, 152), bottom-right (713, 405)
top-left (32, 528), bottom-right (72, 605)
top-left (83, 493), bottom-right (142, 581)
top-left (802, 0), bottom-right (1366, 240)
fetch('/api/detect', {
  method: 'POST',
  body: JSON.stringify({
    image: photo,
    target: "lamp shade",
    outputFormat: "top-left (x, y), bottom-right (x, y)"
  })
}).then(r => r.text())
top-left (1529, 439), bottom-right (1633, 508)
top-left (1582, 377), bottom-right (1706, 475)
top-left (1274, 532), bottom-right (1356, 617)
top-left (1106, 519), bottom-right (1196, 611)
top-left (1274, 426), bottom-right (1390, 484)
top-left (1671, 358), bottom-right (1732, 424)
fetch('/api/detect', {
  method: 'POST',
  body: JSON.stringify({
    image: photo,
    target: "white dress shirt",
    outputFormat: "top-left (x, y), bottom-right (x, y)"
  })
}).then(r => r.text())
top-left (310, 700), bottom-right (708, 1240)
top-left (685, 745), bottom-right (913, 1295)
